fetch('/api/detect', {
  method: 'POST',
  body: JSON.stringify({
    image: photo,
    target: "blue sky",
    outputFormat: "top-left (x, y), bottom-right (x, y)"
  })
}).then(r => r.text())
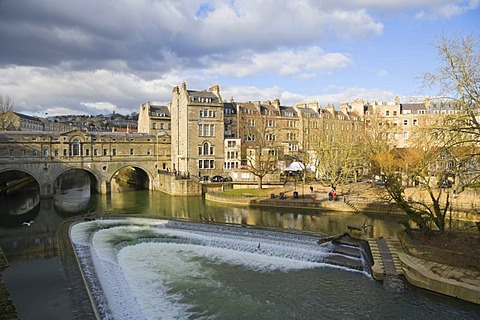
top-left (0, 0), bottom-right (478, 116)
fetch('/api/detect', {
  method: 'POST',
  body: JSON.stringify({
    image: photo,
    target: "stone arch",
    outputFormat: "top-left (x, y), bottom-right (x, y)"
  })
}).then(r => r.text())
top-left (53, 167), bottom-right (101, 194)
top-left (108, 164), bottom-right (153, 191)
top-left (0, 167), bottom-right (42, 191)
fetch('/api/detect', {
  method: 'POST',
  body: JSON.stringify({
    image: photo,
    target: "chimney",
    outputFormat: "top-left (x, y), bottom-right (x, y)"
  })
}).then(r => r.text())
top-left (208, 85), bottom-right (222, 102)
top-left (273, 99), bottom-right (280, 111)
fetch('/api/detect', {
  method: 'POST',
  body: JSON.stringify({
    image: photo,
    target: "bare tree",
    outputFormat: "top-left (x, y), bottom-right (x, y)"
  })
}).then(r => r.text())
top-left (240, 106), bottom-right (280, 189)
top-left (424, 34), bottom-right (480, 190)
top-left (0, 94), bottom-right (15, 130)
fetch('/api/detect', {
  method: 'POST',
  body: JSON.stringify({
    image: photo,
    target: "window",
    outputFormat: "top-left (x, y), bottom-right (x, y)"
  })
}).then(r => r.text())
top-left (199, 142), bottom-right (214, 155)
top-left (287, 132), bottom-right (296, 140)
top-left (403, 119), bottom-right (409, 126)
top-left (147, 148), bottom-right (151, 155)
top-left (152, 123), bottom-right (157, 129)
top-left (403, 132), bottom-right (409, 140)
top-left (63, 149), bottom-right (67, 156)
top-left (288, 143), bottom-right (299, 152)
top-left (198, 159), bottom-right (215, 169)
top-left (198, 124), bottom-right (214, 137)
top-left (94, 149), bottom-right (98, 156)
top-left (199, 109), bottom-right (216, 118)
top-left (160, 123), bottom-right (164, 129)
top-left (413, 119), bottom-right (418, 125)
top-left (227, 140), bottom-right (236, 148)
top-left (265, 133), bottom-right (276, 141)
top-left (85, 149), bottom-right (90, 156)
top-left (54, 149), bottom-right (59, 157)
top-left (393, 111), bottom-right (397, 115)
top-left (386, 111), bottom-right (390, 116)
top-left (130, 149), bottom-right (134, 155)
top-left (103, 149), bottom-right (108, 156)
top-left (244, 134), bottom-right (255, 141)
top-left (246, 119), bottom-right (255, 126)
top-left (112, 149), bottom-right (117, 156)
top-left (71, 139), bottom-right (81, 156)
top-left (267, 120), bottom-right (275, 127)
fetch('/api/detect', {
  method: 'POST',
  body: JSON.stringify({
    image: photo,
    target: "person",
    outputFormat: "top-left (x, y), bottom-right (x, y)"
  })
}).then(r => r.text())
top-left (310, 186), bottom-right (314, 193)
top-left (328, 191), bottom-right (333, 201)
top-left (333, 191), bottom-right (337, 201)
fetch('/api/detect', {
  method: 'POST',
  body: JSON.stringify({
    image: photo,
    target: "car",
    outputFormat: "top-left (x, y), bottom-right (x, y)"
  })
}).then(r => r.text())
top-left (223, 176), bottom-right (233, 182)
top-left (211, 175), bottom-right (224, 182)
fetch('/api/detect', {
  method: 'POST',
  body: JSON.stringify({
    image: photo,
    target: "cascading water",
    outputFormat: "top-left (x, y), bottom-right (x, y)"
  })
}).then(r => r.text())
top-left (70, 218), bottom-right (479, 320)
top-left (71, 218), bottom-right (372, 319)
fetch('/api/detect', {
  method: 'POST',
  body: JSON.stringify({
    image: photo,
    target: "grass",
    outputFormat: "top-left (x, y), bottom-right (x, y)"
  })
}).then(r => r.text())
top-left (219, 188), bottom-right (280, 197)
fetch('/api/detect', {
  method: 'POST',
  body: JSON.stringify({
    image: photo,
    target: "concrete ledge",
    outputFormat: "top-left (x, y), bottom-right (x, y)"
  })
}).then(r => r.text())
top-left (398, 252), bottom-right (480, 305)
top-left (205, 192), bottom-right (356, 212)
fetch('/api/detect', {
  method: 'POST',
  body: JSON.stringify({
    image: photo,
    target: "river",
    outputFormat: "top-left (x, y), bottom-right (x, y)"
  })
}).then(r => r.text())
top-left (1, 184), bottom-right (479, 319)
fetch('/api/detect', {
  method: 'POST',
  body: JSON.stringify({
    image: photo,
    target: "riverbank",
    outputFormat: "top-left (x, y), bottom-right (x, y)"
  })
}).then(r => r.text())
top-left (0, 246), bottom-right (19, 319)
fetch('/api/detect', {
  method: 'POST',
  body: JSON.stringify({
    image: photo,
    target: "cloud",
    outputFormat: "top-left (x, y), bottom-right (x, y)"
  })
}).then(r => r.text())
top-left (202, 47), bottom-right (353, 78)
top-left (0, 0), bottom-right (476, 115)
top-left (0, 65), bottom-right (173, 115)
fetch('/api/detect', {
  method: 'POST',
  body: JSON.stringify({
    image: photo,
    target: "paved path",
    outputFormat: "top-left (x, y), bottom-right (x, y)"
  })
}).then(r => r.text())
top-left (369, 236), bottom-right (480, 305)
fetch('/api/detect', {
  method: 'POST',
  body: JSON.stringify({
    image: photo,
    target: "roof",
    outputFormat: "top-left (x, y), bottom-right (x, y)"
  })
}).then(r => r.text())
top-left (14, 112), bottom-right (44, 122)
top-left (401, 103), bottom-right (426, 113)
top-left (149, 105), bottom-right (170, 117)
top-left (187, 90), bottom-right (220, 103)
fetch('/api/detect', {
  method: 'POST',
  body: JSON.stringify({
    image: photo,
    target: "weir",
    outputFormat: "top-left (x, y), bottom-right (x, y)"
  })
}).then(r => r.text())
top-left (71, 218), bottom-right (375, 319)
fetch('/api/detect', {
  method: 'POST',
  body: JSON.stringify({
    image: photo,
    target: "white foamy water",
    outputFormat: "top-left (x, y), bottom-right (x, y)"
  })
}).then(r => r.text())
top-left (70, 218), bottom-right (365, 319)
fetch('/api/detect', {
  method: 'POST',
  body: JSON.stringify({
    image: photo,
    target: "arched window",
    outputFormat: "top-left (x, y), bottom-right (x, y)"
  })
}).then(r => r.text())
top-left (199, 142), bottom-right (214, 155)
top-left (203, 142), bottom-right (209, 155)
top-left (71, 139), bottom-right (81, 156)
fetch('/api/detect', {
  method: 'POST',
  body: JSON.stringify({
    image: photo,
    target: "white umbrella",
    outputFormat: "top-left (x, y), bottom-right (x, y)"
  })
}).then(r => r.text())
top-left (285, 161), bottom-right (305, 171)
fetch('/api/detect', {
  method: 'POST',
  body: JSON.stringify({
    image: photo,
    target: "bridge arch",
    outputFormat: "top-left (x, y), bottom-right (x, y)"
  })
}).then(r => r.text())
top-left (108, 164), bottom-right (153, 191)
top-left (0, 167), bottom-right (42, 194)
top-left (53, 167), bottom-right (101, 195)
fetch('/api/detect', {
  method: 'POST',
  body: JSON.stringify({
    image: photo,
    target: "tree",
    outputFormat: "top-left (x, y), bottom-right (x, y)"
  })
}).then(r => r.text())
top-left (424, 34), bottom-right (480, 191)
top-left (0, 94), bottom-right (15, 130)
top-left (361, 107), bottom-right (397, 185)
top-left (240, 105), bottom-right (280, 189)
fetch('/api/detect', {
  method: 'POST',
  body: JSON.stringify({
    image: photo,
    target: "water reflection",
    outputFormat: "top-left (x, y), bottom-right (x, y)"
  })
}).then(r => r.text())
top-left (1, 182), bottom-right (480, 319)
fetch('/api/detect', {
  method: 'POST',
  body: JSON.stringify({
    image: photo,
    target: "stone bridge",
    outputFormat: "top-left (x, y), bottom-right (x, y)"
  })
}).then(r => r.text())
top-left (0, 130), bottom-right (188, 197)
top-left (0, 155), bottom-right (161, 197)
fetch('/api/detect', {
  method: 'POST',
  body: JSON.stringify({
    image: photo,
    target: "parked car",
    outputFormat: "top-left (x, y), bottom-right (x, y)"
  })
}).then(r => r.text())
top-left (211, 175), bottom-right (224, 182)
top-left (223, 176), bottom-right (233, 182)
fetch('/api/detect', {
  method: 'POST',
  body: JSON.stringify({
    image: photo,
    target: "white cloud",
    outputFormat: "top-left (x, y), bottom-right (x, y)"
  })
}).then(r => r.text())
top-left (203, 47), bottom-right (353, 78)
top-left (0, 66), bottom-right (174, 115)
top-left (0, 0), bottom-right (476, 115)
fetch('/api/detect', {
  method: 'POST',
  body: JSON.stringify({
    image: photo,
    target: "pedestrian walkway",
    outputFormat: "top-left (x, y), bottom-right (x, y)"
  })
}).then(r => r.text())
top-left (398, 252), bottom-right (480, 305)
top-left (369, 236), bottom-right (480, 305)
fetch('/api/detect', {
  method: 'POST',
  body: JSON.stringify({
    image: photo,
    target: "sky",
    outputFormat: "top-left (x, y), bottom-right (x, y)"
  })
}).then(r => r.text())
top-left (0, 0), bottom-right (478, 117)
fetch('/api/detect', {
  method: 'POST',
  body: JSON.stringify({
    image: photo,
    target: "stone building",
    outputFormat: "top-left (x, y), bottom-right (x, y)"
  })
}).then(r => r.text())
top-left (1, 111), bottom-right (46, 131)
top-left (169, 83), bottom-right (225, 180)
top-left (137, 101), bottom-right (171, 135)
